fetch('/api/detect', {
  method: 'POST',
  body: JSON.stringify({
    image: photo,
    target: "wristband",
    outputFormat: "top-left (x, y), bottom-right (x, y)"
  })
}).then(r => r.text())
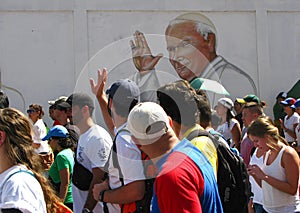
top-left (99, 190), bottom-right (107, 202)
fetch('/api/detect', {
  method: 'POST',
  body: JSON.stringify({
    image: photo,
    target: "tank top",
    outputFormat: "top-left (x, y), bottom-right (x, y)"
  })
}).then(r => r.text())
top-left (262, 146), bottom-right (300, 211)
top-left (249, 148), bottom-right (263, 205)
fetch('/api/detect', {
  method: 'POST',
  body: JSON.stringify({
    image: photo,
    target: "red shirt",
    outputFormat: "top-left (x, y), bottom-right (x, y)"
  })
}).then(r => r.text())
top-left (154, 152), bottom-right (204, 213)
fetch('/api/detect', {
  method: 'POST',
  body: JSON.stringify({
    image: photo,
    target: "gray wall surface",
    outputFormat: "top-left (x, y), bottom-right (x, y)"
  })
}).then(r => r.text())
top-left (0, 0), bottom-right (300, 126)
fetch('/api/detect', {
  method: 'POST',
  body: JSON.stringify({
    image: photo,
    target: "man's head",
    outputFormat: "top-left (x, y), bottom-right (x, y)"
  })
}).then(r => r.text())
top-left (165, 13), bottom-right (217, 81)
top-left (127, 102), bottom-right (171, 146)
top-left (242, 102), bottom-right (264, 128)
top-left (52, 98), bottom-right (71, 124)
top-left (276, 92), bottom-right (287, 103)
top-left (0, 90), bottom-right (9, 109)
top-left (157, 80), bottom-right (199, 128)
top-left (66, 93), bottom-right (94, 125)
top-left (195, 90), bottom-right (212, 129)
top-left (106, 79), bottom-right (140, 118)
top-left (236, 94), bottom-right (260, 105)
top-left (48, 96), bottom-right (68, 121)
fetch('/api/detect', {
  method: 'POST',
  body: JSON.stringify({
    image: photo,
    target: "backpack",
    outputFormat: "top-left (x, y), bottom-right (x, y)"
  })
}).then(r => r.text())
top-left (105, 129), bottom-right (154, 213)
top-left (72, 148), bottom-right (93, 191)
top-left (186, 129), bottom-right (251, 213)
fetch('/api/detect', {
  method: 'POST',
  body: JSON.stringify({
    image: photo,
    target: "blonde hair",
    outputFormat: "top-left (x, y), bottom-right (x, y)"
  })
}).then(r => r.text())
top-left (247, 116), bottom-right (288, 149)
top-left (0, 108), bottom-right (60, 212)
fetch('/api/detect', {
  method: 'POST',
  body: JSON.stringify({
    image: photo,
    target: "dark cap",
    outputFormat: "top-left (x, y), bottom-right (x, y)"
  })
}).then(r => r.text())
top-left (48, 96), bottom-right (67, 106)
top-left (66, 93), bottom-right (94, 109)
top-left (276, 92), bottom-right (287, 100)
top-left (106, 79), bottom-right (140, 105)
top-left (54, 97), bottom-right (71, 109)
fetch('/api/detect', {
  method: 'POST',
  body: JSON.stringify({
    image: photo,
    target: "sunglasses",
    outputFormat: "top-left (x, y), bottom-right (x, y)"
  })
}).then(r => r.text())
top-left (27, 109), bottom-right (36, 114)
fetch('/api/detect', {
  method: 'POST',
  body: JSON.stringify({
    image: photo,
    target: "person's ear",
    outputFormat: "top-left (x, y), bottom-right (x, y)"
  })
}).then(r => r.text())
top-left (167, 116), bottom-right (173, 128)
top-left (207, 33), bottom-right (216, 53)
top-left (0, 131), bottom-right (6, 146)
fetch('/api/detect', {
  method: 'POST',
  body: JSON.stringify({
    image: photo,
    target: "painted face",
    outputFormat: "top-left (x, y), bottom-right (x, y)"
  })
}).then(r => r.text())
top-left (242, 108), bottom-right (257, 128)
top-left (248, 134), bottom-right (268, 152)
top-left (165, 21), bottom-right (211, 81)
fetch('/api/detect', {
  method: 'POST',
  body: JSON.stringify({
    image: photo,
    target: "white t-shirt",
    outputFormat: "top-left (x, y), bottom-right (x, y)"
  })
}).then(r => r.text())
top-left (284, 112), bottom-right (300, 142)
top-left (0, 165), bottom-right (46, 213)
top-left (72, 125), bottom-right (113, 213)
top-left (216, 118), bottom-right (240, 147)
top-left (249, 148), bottom-right (263, 205)
top-left (295, 123), bottom-right (300, 146)
top-left (107, 123), bottom-right (146, 213)
top-left (32, 119), bottom-right (47, 143)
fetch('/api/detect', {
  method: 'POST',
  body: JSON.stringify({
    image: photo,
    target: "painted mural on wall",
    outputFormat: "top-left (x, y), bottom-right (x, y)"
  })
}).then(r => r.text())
top-left (81, 12), bottom-right (259, 109)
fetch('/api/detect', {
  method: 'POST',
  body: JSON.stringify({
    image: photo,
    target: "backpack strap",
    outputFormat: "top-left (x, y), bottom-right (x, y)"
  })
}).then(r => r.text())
top-left (186, 129), bottom-right (220, 150)
top-left (111, 128), bottom-right (130, 185)
top-left (0, 169), bottom-right (35, 198)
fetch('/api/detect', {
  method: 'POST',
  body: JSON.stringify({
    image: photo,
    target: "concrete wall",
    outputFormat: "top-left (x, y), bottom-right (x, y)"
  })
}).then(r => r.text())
top-left (0, 0), bottom-right (300, 126)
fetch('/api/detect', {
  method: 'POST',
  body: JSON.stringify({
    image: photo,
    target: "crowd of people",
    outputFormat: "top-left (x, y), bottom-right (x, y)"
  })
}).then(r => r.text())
top-left (0, 12), bottom-right (300, 213)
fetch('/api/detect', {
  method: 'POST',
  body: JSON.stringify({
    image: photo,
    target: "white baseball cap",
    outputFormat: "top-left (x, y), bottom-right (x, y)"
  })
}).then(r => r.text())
top-left (127, 102), bottom-right (170, 143)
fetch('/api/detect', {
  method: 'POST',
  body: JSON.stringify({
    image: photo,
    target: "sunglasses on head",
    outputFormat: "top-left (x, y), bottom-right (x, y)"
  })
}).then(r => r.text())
top-left (27, 109), bottom-right (36, 114)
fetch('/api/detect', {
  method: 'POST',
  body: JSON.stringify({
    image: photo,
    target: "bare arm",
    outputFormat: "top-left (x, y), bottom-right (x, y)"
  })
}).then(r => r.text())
top-left (83, 167), bottom-right (106, 211)
top-left (248, 147), bottom-right (300, 195)
top-left (93, 180), bottom-right (145, 204)
top-left (280, 119), bottom-right (297, 140)
top-left (231, 122), bottom-right (241, 151)
top-left (90, 68), bottom-right (115, 136)
top-left (59, 168), bottom-right (70, 201)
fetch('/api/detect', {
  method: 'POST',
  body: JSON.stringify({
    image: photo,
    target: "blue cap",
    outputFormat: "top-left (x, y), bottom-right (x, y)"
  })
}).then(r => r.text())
top-left (42, 125), bottom-right (69, 141)
top-left (291, 99), bottom-right (300, 109)
top-left (280, 97), bottom-right (296, 106)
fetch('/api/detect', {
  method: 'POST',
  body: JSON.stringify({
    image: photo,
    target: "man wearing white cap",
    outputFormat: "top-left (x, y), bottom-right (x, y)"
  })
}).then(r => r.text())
top-left (130, 12), bottom-right (257, 103)
top-left (127, 102), bottom-right (223, 213)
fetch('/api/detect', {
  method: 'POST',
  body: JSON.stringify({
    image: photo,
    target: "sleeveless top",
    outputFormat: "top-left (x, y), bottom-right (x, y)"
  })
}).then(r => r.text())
top-left (249, 148), bottom-right (263, 205)
top-left (262, 146), bottom-right (300, 212)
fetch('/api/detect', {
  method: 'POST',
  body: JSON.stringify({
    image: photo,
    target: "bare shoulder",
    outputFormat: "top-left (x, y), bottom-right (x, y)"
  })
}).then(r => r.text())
top-left (282, 145), bottom-right (299, 167)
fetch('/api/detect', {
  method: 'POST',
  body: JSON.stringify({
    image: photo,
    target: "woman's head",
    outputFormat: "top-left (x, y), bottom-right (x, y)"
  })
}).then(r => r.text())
top-left (216, 98), bottom-right (235, 127)
top-left (247, 117), bottom-right (286, 150)
top-left (0, 108), bottom-right (64, 212)
top-left (0, 108), bottom-right (39, 168)
top-left (27, 104), bottom-right (45, 122)
top-left (280, 97), bottom-right (296, 115)
top-left (43, 125), bottom-right (74, 151)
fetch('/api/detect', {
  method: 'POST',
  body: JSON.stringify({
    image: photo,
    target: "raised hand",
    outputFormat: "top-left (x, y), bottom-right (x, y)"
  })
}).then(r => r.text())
top-left (89, 68), bottom-right (108, 99)
top-left (130, 31), bottom-right (163, 73)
